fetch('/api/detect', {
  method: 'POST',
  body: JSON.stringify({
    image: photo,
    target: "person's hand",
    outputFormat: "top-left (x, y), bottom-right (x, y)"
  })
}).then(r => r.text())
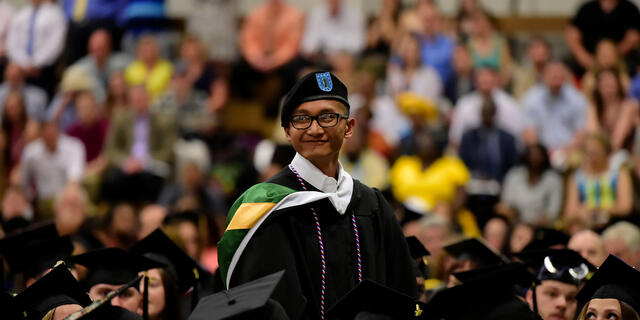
top-left (122, 157), bottom-right (143, 174)
top-left (576, 51), bottom-right (594, 70)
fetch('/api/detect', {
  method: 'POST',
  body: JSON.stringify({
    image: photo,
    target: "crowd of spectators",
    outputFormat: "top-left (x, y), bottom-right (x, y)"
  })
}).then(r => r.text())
top-left (2, 0), bottom-right (640, 299)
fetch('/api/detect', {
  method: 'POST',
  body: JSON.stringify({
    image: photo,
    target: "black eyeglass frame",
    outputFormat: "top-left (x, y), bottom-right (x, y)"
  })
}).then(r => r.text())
top-left (289, 112), bottom-right (349, 130)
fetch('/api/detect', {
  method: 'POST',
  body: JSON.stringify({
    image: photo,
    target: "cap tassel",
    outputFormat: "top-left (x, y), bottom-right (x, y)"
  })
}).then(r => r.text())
top-left (191, 268), bottom-right (200, 311)
top-left (143, 272), bottom-right (149, 320)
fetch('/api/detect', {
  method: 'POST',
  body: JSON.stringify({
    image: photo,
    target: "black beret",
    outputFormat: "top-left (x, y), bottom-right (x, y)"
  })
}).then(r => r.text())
top-left (280, 71), bottom-right (350, 127)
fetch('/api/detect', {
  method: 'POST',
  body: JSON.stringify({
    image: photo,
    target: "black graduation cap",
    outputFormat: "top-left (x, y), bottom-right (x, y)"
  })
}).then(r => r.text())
top-left (68, 247), bottom-right (166, 289)
top-left (0, 291), bottom-right (40, 320)
top-left (163, 210), bottom-right (201, 226)
top-left (423, 263), bottom-right (540, 320)
top-left (1, 217), bottom-right (31, 235)
top-left (16, 263), bottom-right (92, 316)
top-left (130, 228), bottom-right (203, 291)
top-left (517, 249), bottom-right (594, 285)
top-left (0, 223), bottom-right (73, 279)
top-left (74, 304), bottom-right (142, 320)
top-left (443, 237), bottom-right (509, 268)
top-left (61, 274), bottom-right (144, 320)
top-left (405, 236), bottom-right (430, 260)
top-left (521, 227), bottom-right (569, 252)
top-left (577, 255), bottom-right (640, 313)
top-left (326, 279), bottom-right (420, 320)
top-left (280, 71), bottom-right (350, 127)
top-left (188, 270), bottom-right (287, 320)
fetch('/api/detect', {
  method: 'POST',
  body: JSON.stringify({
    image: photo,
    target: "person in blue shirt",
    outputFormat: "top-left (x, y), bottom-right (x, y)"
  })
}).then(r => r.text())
top-left (417, 3), bottom-right (454, 84)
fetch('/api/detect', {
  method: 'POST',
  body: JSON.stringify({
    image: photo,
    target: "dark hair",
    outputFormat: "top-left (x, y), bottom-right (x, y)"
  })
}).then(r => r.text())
top-left (577, 300), bottom-right (640, 320)
top-left (1, 90), bottom-right (27, 168)
top-left (157, 268), bottom-right (182, 320)
top-left (592, 67), bottom-right (626, 125)
top-left (521, 144), bottom-right (551, 172)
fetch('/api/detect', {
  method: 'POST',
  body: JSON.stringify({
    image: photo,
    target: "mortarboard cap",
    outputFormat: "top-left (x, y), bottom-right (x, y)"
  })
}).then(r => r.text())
top-left (0, 223), bottom-right (73, 279)
top-left (0, 291), bottom-right (40, 320)
top-left (62, 274), bottom-right (144, 320)
top-left (72, 304), bottom-right (142, 320)
top-left (577, 255), bottom-right (640, 313)
top-left (163, 210), bottom-right (201, 226)
top-left (423, 263), bottom-right (540, 320)
top-left (280, 71), bottom-right (350, 127)
top-left (521, 227), bottom-right (568, 252)
top-left (326, 279), bottom-right (420, 320)
top-left (443, 237), bottom-right (509, 268)
top-left (69, 247), bottom-right (166, 290)
top-left (16, 263), bottom-right (92, 316)
top-left (517, 249), bottom-right (594, 285)
top-left (188, 270), bottom-right (287, 320)
top-left (1, 217), bottom-right (31, 235)
top-left (130, 228), bottom-right (203, 292)
top-left (405, 236), bottom-right (430, 260)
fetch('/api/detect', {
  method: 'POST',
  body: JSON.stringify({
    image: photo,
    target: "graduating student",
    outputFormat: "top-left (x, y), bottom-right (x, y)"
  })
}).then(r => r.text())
top-left (519, 249), bottom-right (594, 320)
top-left (423, 262), bottom-right (542, 320)
top-left (68, 247), bottom-right (165, 315)
top-left (218, 71), bottom-right (416, 319)
top-left (576, 254), bottom-right (640, 320)
top-left (0, 223), bottom-right (73, 289)
top-left (131, 228), bottom-right (210, 319)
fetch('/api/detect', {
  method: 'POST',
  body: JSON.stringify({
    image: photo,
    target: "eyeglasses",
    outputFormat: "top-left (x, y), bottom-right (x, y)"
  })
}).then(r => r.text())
top-left (289, 112), bottom-right (348, 130)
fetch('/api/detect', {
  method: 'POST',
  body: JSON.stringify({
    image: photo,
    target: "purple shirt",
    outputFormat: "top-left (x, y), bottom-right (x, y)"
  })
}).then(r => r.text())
top-left (131, 114), bottom-right (149, 165)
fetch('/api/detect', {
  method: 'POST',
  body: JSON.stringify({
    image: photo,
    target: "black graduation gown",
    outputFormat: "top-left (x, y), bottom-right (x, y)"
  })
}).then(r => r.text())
top-left (228, 168), bottom-right (417, 319)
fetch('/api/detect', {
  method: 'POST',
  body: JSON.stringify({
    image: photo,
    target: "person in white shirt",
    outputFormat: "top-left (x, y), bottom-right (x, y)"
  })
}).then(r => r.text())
top-left (301, 0), bottom-right (366, 59)
top-left (6, 0), bottom-right (67, 96)
top-left (20, 121), bottom-right (85, 202)
top-left (0, 1), bottom-right (14, 60)
top-left (449, 66), bottom-right (523, 148)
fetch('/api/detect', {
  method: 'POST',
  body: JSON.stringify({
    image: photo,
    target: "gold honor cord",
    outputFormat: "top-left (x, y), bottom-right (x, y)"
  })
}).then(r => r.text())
top-left (62, 275), bottom-right (144, 320)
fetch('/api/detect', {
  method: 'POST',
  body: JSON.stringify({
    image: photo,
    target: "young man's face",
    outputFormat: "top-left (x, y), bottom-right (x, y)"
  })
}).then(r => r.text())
top-left (526, 280), bottom-right (578, 320)
top-left (284, 99), bottom-right (354, 165)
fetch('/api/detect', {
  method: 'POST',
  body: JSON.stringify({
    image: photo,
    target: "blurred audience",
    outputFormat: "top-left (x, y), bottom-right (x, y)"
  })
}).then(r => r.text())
top-left (449, 66), bottom-right (522, 148)
top-left (416, 3), bottom-right (454, 84)
top-left (301, 0), bottom-right (366, 61)
top-left (387, 32), bottom-right (442, 100)
top-left (124, 35), bottom-right (173, 100)
top-left (581, 39), bottom-right (631, 96)
top-left (465, 9), bottom-right (513, 85)
top-left (567, 229), bottom-right (607, 267)
top-left (6, 0), bottom-right (67, 96)
top-left (601, 221), bottom-right (640, 268)
top-left (390, 128), bottom-right (469, 220)
top-left (586, 68), bottom-right (639, 152)
top-left (512, 36), bottom-right (551, 100)
top-left (495, 144), bottom-right (563, 225)
top-left (444, 44), bottom-right (475, 105)
top-left (521, 61), bottom-right (588, 153)
top-left (102, 85), bottom-right (176, 204)
top-left (20, 121), bottom-right (85, 213)
top-left (564, 133), bottom-right (633, 232)
top-left (566, 0), bottom-right (640, 74)
top-left (71, 29), bottom-right (130, 90)
top-left (0, 62), bottom-right (47, 122)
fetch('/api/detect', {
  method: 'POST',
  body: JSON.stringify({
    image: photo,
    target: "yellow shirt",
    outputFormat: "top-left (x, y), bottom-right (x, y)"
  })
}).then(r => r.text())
top-left (390, 155), bottom-right (470, 210)
top-left (124, 60), bottom-right (173, 99)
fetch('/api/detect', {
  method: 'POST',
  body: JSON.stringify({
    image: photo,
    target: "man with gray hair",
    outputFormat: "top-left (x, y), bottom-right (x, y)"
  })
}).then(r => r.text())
top-left (568, 229), bottom-right (606, 267)
top-left (602, 221), bottom-right (640, 268)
